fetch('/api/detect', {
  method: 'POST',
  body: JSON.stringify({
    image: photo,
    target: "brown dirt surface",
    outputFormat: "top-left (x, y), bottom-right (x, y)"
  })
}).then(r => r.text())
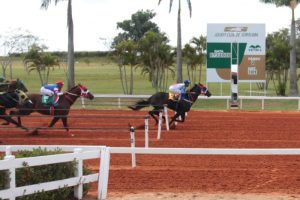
top-left (1, 109), bottom-right (300, 200)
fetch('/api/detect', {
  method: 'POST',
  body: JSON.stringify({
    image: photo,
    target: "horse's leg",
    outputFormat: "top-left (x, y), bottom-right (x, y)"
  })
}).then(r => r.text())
top-left (0, 110), bottom-right (28, 131)
top-left (48, 117), bottom-right (60, 128)
top-left (61, 116), bottom-right (69, 132)
top-left (9, 110), bottom-right (24, 126)
top-left (175, 113), bottom-right (186, 123)
top-left (169, 112), bottom-right (180, 126)
top-left (149, 110), bottom-right (160, 125)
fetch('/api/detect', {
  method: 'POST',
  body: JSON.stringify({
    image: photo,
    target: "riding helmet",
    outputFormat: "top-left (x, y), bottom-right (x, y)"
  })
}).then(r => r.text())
top-left (184, 80), bottom-right (190, 85)
top-left (56, 80), bottom-right (64, 86)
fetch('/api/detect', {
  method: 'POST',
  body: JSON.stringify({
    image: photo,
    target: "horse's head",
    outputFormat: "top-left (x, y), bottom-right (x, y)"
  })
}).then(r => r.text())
top-left (16, 79), bottom-right (28, 93)
top-left (191, 83), bottom-right (212, 97)
top-left (68, 84), bottom-right (94, 100)
top-left (78, 84), bottom-right (94, 100)
top-left (15, 89), bottom-right (32, 106)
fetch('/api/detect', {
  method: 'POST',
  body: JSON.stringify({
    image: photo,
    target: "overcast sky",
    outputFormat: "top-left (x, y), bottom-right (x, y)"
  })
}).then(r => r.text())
top-left (0, 0), bottom-right (298, 52)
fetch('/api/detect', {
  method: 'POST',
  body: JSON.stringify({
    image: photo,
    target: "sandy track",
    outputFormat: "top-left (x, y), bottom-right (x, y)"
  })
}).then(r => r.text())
top-left (1, 109), bottom-right (300, 200)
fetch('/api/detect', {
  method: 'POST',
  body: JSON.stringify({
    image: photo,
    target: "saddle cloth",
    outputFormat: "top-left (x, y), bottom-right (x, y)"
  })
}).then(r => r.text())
top-left (41, 95), bottom-right (59, 106)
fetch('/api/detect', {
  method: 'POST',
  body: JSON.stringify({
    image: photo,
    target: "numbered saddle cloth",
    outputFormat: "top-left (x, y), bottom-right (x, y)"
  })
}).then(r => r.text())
top-left (41, 95), bottom-right (59, 106)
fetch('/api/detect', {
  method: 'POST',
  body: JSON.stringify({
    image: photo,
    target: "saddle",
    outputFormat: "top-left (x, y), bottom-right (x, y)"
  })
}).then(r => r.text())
top-left (168, 93), bottom-right (180, 102)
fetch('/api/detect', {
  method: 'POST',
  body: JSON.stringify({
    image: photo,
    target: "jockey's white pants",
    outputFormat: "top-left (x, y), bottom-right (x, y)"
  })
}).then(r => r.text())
top-left (40, 87), bottom-right (54, 96)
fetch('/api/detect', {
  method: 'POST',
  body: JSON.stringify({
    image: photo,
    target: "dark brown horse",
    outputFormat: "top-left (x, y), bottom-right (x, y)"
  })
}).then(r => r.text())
top-left (0, 78), bottom-right (28, 93)
top-left (128, 83), bottom-right (211, 126)
top-left (10, 84), bottom-right (94, 135)
top-left (0, 89), bottom-right (31, 130)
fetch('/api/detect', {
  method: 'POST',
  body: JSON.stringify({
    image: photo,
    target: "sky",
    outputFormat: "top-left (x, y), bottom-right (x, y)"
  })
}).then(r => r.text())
top-left (0, 0), bottom-right (298, 52)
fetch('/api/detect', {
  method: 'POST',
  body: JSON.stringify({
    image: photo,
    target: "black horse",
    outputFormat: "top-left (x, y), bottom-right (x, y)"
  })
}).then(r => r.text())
top-left (0, 89), bottom-right (31, 130)
top-left (0, 78), bottom-right (28, 93)
top-left (10, 84), bottom-right (94, 135)
top-left (128, 83), bottom-right (211, 125)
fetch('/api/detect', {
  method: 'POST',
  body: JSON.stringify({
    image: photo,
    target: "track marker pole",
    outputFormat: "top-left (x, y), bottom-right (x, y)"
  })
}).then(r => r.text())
top-left (130, 127), bottom-right (136, 168)
top-left (157, 111), bottom-right (162, 140)
top-left (144, 116), bottom-right (149, 148)
top-left (163, 105), bottom-right (169, 131)
top-left (80, 97), bottom-right (85, 109)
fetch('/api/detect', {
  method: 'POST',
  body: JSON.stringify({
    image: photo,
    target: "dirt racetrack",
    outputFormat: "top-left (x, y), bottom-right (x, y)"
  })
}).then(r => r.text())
top-left (1, 109), bottom-right (300, 200)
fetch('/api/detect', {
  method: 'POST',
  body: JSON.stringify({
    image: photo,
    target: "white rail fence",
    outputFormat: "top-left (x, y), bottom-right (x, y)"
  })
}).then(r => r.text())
top-left (1, 145), bottom-right (300, 200)
top-left (0, 145), bottom-right (109, 200)
top-left (89, 94), bottom-right (300, 110)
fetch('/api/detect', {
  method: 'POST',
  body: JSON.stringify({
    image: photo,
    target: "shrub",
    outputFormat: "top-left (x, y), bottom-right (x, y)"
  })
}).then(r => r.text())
top-left (0, 148), bottom-right (91, 200)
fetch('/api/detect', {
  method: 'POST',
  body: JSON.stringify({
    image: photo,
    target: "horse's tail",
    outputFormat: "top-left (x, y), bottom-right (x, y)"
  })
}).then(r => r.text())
top-left (128, 99), bottom-right (150, 111)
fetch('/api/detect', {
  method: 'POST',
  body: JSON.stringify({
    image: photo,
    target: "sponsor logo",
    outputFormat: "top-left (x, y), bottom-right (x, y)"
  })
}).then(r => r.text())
top-left (209, 50), bottom-right (231, 58)
top-left (224, 26), bottom-right (248, 32)
top-left (249, 45), bottom-right (261, 52)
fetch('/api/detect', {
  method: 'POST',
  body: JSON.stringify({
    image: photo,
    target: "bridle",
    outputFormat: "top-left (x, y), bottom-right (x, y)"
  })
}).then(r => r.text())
top-left (184, 84), bottom-right (208, 103)
top-left (199, 84), bottom-right (208, 95)
top-left (65, 85), bottom-right (89, 103)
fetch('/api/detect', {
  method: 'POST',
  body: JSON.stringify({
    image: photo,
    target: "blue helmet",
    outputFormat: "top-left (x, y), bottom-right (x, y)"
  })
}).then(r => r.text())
top-left (184, 80), bottom-right (190, 85)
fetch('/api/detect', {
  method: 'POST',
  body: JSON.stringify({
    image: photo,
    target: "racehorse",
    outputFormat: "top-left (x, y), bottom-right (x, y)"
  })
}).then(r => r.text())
top-left (10, 84), bottom-right (94, 135)
top-left (0, 89), bottom-right (31, 130)
top-left (128, 83), bottom-right (211, 126)
top-left (0, 78), bottom-right (28, 93)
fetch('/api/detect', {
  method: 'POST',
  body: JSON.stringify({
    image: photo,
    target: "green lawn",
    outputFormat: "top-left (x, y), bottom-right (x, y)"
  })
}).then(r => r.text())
top-left (8, 57), bottom-right (279, 95)
top-left (5, 57), bottom-right (300, 111)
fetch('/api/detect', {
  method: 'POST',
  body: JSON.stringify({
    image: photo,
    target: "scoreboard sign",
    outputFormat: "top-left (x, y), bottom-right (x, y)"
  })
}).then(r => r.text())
top-left (207, 23), bottom-right (265, 82)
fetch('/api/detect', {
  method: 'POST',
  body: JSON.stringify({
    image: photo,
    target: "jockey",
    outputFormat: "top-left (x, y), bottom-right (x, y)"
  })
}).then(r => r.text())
top-left (169, 80), bottom-right (190, 101)
top-left (40, 80), bottom-right (64, 104)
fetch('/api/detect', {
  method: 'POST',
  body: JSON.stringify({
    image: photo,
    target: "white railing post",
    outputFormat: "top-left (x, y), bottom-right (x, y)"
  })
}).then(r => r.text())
top-left (298, 99), bottom-right (300, 111)
top-left (163, 105), bottom-right (169, 131)
top-left (262, 98), bottom-right (265, 110)
top-left (118, 98), bottom-right (121, 109)
top-left (226, 99), bottom-right (229, 109)
top-left (74, 148), bottom-right (83, 199)
top-left (98, 146), bottom-right (111, 200)
top-left (240, 99), bottom-right (243, 109)
top-left (144, 116), bottom-right (149, 148)
top-left (157, 111), bottom-right (163, 140)
top-left (5, 146), bottom-right (16, 200)
top-left (81, 97), bottom-right (85, 109)
top-left (130, 127), bottom-right (136, 168)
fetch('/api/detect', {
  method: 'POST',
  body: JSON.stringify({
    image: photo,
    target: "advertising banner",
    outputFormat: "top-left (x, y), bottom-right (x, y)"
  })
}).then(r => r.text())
top-left (207, 24), bottom-right (265, 82)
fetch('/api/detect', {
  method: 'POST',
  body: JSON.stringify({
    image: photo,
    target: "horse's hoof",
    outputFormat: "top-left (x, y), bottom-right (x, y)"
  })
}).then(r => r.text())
top-left (67, 132), bottom-right (74, 137)
top-left (169, 123), bottom-right (176, 130)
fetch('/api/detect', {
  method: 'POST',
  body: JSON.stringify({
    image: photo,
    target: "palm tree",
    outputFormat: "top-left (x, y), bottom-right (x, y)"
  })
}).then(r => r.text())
top-left (41, 0), bottom-right (75, 90)
top-left (158, 0), bottom-right (192, 83)
top-left (260, 0), bottom-right (299, 96)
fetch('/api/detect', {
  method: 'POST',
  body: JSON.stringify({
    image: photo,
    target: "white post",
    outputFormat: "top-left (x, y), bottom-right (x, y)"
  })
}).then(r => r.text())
top-left (80, 97), bottom-right (85, 109)
top-left (144, 116), bottom-right (149, 148)
top-left (262, 98), bottom-right (265, 110)
top-left (240, 98), bottom-right (243, 109)
top-left (298, 99), bottom-right (300, 111)
top-left (130, 127), bottom-right (136, 168)
top-left (118, 98), bottom-right (121, 109)
top-left (74, 148), bottom-right (83, 199)
top-left (157, 111), bottom-right (162, 140)
top-left (163, 105), bottom-right (169, 131)
top-left (5, 147), bottom-right (16, 200)
top-left (98, 147), bottom-right (111, 200)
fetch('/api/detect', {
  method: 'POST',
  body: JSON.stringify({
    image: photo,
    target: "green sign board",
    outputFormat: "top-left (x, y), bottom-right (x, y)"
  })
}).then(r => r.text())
top-left (207, 42), bottom-right (246, 68)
